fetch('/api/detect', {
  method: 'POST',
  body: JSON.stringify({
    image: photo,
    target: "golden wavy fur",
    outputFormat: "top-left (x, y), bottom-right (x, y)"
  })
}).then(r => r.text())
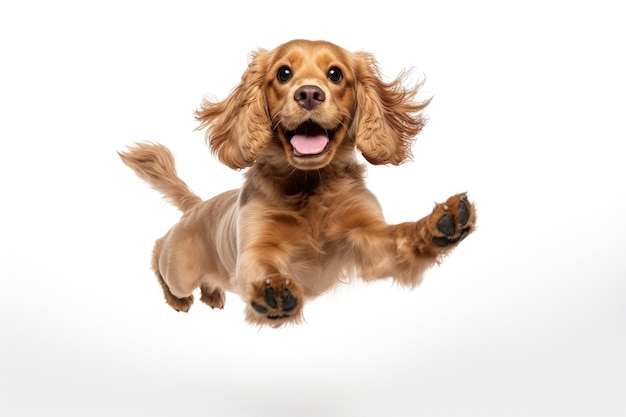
top-left (119, 39), bottom-right (476, 327)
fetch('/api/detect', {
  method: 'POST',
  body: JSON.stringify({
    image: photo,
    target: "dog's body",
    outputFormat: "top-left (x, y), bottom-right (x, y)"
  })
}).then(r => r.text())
top-left (120, 40), bottom-right (476, 327)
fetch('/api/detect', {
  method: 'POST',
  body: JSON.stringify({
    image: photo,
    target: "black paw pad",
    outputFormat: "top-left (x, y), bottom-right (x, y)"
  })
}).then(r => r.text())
top-left (458, 199), bottom-right (469, 226)
top-left (264, 285), bottom-right (278, 308)
top-left (250, 280), bottom-right (299, 321)
top-left (432, 236), bottom-right (452, 247)
top-left (281, 287), bottom-right (297, 312)
top-left (251, 301), bottom-right (268, 314)
top-left (431, 196), bottom-right (473, 248)
top-left (437, 213), bottom-right (455, 236)
top-left (432, 228), bottom-right (469, 247)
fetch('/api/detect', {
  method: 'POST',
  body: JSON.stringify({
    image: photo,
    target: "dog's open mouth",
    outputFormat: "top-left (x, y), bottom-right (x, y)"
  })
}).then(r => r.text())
top-left (286, 121), bottom-right (334, 157)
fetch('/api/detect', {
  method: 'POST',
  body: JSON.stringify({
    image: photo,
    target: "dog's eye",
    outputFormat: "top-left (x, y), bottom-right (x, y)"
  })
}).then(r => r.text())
top-left (327, 67), bottom-right (343, 83)
top-left (277, 66), bottom-right (292, 83)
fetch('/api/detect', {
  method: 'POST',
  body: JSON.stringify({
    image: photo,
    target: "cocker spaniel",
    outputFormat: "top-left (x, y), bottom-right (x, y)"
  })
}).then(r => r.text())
top-left (119, 39), bottom-right (476, 327)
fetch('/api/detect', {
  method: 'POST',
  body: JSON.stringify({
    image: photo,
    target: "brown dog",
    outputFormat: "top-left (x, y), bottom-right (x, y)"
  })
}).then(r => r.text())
top-left (119, 39), bottom-right (476, 327)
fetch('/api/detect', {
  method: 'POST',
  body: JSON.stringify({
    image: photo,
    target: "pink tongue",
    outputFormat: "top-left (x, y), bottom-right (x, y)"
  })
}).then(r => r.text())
top-left (290, 134), bottom-right (329, 156)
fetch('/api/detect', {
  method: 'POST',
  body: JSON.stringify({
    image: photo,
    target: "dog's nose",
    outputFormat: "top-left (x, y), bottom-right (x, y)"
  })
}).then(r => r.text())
top-left (294, 85), bottom-right (325, 110)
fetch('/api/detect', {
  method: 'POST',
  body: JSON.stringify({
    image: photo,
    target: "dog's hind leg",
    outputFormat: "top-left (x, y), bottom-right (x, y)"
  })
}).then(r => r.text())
top-left (151, 237), bottom-right (194, 312)
top-left (200, 282), bottom-right (226, 309)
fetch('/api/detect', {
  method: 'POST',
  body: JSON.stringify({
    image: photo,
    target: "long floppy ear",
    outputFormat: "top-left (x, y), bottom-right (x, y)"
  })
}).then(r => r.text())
top-left (195, 49), bottom-right (272, 169)
top-left (352, 52), bottom-right (431, 165)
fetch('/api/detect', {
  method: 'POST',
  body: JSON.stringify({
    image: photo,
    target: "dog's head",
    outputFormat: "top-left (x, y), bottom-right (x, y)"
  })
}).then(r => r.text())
top-left (196, 39), bottom-right (430, 170)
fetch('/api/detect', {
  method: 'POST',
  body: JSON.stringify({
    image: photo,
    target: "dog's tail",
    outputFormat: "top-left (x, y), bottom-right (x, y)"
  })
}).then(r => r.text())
top-left (118, 142), bottom-right (202, 213)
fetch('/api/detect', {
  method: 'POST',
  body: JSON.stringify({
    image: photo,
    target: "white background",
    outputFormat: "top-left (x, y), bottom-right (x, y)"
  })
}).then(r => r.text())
top-left (1, 1), bottom-right (624, 416)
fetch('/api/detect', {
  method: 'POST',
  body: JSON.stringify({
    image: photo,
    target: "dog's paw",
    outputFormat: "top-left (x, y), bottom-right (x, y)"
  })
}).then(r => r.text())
top-left (430, 193), bottom-right (476, 248)
top-left (200, 284), bottom-right (226, 309)
top-left (166, 294), bottom-right (194, 313)
top-left (245, 277), bottom-right (303, 327)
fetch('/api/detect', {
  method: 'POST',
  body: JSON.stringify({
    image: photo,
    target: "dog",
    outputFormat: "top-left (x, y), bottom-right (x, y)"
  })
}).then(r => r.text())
top-left (119, 39), bottom-right (476, 327)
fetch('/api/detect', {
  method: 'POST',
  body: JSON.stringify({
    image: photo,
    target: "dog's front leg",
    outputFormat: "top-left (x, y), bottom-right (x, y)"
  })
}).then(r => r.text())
top-left (353, 193), bottom-right (476, 286)
top-left (234, 208), bottom-right (306, 327)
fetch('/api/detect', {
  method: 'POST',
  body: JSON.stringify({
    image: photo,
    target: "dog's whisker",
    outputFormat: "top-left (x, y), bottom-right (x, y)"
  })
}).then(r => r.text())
top-left (270, 111), bottom-right (284, 132)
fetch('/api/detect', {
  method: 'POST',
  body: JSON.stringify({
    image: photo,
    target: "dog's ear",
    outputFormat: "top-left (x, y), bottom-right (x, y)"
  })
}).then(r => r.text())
top-left (196, 49), bottom-right (272, 169)
top-left (351, 52), bottom-right (431, 165)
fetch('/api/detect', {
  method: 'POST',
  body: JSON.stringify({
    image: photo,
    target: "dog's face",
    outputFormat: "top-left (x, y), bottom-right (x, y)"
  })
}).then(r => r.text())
top-left (264, 40), bottom-right (356, 170)
top-left (196, 39), bottom-right (429, 171)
